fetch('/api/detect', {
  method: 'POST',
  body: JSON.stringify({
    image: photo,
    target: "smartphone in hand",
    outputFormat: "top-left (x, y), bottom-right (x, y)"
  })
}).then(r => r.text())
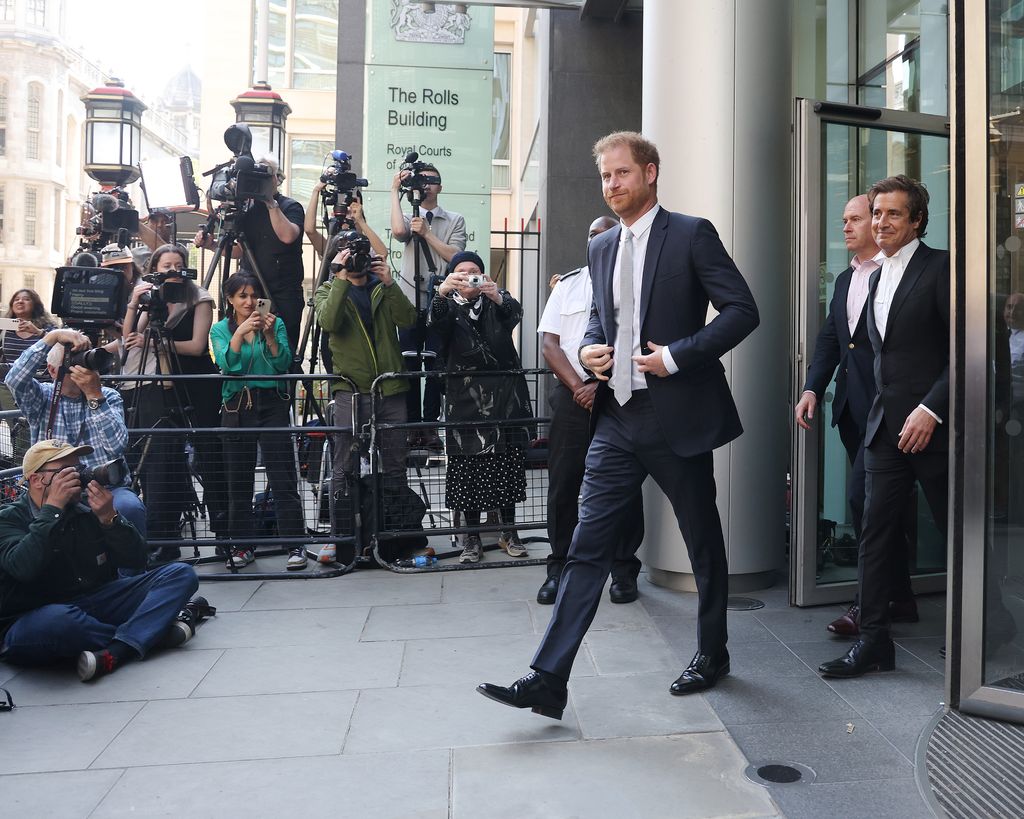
top-left (255, 298), bottom-right (269, 321)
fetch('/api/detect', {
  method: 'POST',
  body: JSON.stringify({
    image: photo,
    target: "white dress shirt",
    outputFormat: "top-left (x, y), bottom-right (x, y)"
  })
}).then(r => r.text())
top-left (537, 266), bottom-right (593, 386)
top-left (611, 204), bottom-right (678, 390)
top-left (846, 255), bottom-right (878, 335)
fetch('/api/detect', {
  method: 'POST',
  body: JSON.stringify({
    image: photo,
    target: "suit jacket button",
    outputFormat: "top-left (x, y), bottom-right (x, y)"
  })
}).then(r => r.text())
top-left (848, 343), bottom-right (855, 349)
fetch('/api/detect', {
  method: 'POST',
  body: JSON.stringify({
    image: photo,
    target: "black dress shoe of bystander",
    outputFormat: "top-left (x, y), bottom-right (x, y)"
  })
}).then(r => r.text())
top-left (818, 637), bottom-right (896, 678)
top-left (609, 577), bottom-right (638, 604)
top-left (536, 575), bottom-right (560, 605)
top-left (670, 650), bottom-right (730, 695)
top-left (477, 671), bottom-right (568, 720)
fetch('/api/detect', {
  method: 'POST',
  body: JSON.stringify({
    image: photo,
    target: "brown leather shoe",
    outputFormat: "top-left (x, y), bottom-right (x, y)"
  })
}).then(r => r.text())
top-left (827, 604), bottom-right (860, 636)
top-left (888, 599), bottom-right (919, 623)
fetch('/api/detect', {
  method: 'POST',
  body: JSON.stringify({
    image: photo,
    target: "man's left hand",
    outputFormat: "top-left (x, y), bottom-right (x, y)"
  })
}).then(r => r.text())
top-left (371, 257), bottom-right (392, 286)
top-left (633, 341), bottom-right (669, 377)
top-left (68, 365), bottom-right (103, 400)
top-left (86, 481), bottom-right (116, 525)
top-left (410, 216), bottom-right (429, 237)
top-left (898, 407), bottom-right (938, 454)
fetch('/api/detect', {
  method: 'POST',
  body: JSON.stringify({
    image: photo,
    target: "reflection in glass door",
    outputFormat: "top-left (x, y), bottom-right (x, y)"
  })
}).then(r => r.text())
top-left (792, 100), bottom-right (949, 605)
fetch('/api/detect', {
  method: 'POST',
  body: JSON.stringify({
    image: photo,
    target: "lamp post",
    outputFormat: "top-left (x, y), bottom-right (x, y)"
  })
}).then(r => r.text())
top-left (230, 83), bottom-right (291, 169)
top-left (80, 78), bottom-right (146, 186)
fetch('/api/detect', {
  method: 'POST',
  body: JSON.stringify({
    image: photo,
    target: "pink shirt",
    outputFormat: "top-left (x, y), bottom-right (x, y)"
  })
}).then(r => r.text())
top-left (846, 255), bottom-right (879, 335)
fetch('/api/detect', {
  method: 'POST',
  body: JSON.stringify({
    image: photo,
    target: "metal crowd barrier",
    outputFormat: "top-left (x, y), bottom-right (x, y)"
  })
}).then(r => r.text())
top-left (0, 368), bottom-right (557, 578)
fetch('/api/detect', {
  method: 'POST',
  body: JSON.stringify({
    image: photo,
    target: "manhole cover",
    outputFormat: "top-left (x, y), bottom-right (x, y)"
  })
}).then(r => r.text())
top-left (727, 596), bottom-right (765, 611)
top-left (744, 761), bottom-right (816, 787)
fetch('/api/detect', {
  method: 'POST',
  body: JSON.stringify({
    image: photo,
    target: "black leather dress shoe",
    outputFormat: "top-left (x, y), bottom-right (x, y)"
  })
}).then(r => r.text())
top-left (609, 577), bottom-right (638, 604)
top-left (818, 638), bottom-right (896, 678)
top-left (477, 671), bottom-right (568, 720)
top-left (537, 575), bottom-right (560, 605)
top-left (670, 650), bottom-right (730, 695)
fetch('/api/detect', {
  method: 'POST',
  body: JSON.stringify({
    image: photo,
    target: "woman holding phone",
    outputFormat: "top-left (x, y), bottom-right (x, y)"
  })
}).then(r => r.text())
top-left (210, 273), bottom-right (307, 571)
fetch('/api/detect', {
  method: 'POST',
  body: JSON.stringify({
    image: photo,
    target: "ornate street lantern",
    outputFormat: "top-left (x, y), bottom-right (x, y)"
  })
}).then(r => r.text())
top-left (230, 83), bottom-right (291, 169)
top-left (81, 78), bottom-right (146, 186)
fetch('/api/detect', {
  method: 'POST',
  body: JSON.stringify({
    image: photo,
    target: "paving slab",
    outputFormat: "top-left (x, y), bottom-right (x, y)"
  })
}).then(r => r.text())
top-left (767, 778), bottom-right (932, 819)
top-left (582, 626), bottom-right (679, 675)
top-left (897, 636), bottom-right (946, 673)
top-left (0, 661), bottom-right (16, 685)
top-left (399, 632), bottom-right (596, 688)
top-left (344, 682), bottom-right (580, 754)
top-left (242, 571), bottom-right (443, 610)
top-left (91, 691), bottom-right (357, 768)
top-left (184, 606), bottom-right (370, 648)
top-left (753, 608), bottom-right (838, 643)
top-left (440, 563), bottom-right (547, 603)
top-left (529, 594), bottom-right (656, 635)
top-left (192, 640), bottom-right (405, 697)
top-left (864, 708), bottom-right (941, 763)
top-left (569, 671), bottom-right (725, 740)
top-left (0, 768), bottom-right (125, 818)
top-left (5, 647), bottom-right (223, 705)
top-left (631, 579), bottom-right (701, 616)
top-left (92, 751), bottom-right (450, 819)
top-left (193, 579), bottom-right (264, 612)
top-left (451, 734), bottom-right (778, 819)
top-left (361, 600), bottom-right (533, 642)
top-left (0, 701), bottom-right (143, 774)
top-left (652, 613), bottom-right (775, 657)
top-left (729, 717), bottom-right (915, 783)
top-left (704, 673), bottom-right (859, 727)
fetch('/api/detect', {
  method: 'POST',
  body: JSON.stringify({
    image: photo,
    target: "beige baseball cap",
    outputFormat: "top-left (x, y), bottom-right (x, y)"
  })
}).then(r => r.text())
top-left (99, 243), bottom-right (133, 268)
top-left (22, 439), bottom-right (94, 480)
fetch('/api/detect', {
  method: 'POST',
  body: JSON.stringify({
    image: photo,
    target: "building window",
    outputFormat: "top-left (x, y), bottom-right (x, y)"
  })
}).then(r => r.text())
top-left (289, 138), bottom-right (333, 206)
top-left (55, 90), bottom-right (63, 166)
top-left (492, 51), bottom-right (511, 190)
top-left (27, 0), bottom-right (45, 26)
top-left (0, 185), bottom-right (5, 241)
top-left (0, 0), bottom-right (13, 22)
top-left (0, 78), bottom-right (7, 158)
top-left (24, 188), bottom-right (37, 246)
top-left (52, 189), bottom-right (61, 251)
top-left (23, 273), bottom-right (35, 291)
top-left (293, 0), bottom-right (338, 90)
top-left (27, 83), bottom-right (42, 161)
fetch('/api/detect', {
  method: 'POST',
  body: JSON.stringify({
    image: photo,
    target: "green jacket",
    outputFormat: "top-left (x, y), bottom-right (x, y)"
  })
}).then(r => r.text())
top-left (0, 494), bottom-right (147, 639)
top-left (314, 274), bottom-right (417, 396)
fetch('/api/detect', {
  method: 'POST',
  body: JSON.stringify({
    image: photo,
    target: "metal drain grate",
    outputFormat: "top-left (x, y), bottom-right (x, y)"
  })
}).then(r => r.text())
top-left (926, 709), bottom-right (1024, 819)
top-left (744, 761), bottom-right (815, 787)
top-left (727, 596), bottom-right (765, 611)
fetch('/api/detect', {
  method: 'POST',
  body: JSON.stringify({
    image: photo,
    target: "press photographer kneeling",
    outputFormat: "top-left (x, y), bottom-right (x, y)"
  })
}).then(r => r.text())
top-left (0, 440), bottom-right (202, 682)
top-left (3, 328), bottom-right (147, 536)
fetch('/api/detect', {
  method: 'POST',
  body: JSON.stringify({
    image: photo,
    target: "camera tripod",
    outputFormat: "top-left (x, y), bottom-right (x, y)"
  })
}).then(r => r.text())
top-left (200, 208), bottom-right (275, 318)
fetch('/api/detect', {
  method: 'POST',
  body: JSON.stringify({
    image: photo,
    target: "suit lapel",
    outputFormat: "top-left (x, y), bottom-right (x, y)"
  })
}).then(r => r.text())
top-left (866, 266), bottom-right (883, 350)
top-left (639, 208), bottom-right (669, 329)
top-left (884, 242), bottom-right (930, 333)
top-left (833, 269), bottom-right (853, 346)
top-left (598, 226), bottom-right (620, 340)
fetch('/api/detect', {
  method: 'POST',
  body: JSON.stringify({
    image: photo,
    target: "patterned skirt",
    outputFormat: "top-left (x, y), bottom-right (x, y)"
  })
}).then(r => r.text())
top-left (444, 446), bottom-right (527, 512)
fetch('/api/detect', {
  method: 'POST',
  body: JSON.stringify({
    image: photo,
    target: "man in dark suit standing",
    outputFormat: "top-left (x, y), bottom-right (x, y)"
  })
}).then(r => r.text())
top-left (819, 175), bottom-right (949, 678)
top-left (796, 195), bottom-right (918, 636)
top-left (477, 131), bottom-right (759, 719)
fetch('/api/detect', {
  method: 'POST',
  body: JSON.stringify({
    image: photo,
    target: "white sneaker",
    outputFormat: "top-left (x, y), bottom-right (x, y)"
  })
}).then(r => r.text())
top-left (459, 534), bottom-right (483, 564)
top-left (317, 544), bottom-right (336, 564)
top-left (498, 531), bottom-right (528, 558)
top-left (286, 548), bottom-right (308, 571)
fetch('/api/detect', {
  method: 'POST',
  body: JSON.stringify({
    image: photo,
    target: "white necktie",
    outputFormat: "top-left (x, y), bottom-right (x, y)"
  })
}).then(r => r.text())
top-left (612, 228), bottom-right (634, 406)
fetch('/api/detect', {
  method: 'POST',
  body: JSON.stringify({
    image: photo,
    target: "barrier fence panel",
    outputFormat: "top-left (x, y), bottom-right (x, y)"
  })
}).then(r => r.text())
top-left (368, 368), bottom-right (552, 572)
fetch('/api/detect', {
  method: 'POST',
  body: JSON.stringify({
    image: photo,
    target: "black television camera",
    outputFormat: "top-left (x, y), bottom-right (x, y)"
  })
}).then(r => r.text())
top-left (70, 189), bottom-right (140, 267)
top-left (136, 269), bottom-right (198, 322)
top-left (206, 124), bottom-right (277, 206)
top-left (399, 151), bottom-right (440, 195)
top-left (320, 150), bottom-right (369, 207)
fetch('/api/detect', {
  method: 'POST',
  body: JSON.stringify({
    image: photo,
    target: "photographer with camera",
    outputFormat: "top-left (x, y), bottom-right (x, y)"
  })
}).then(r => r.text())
top-left (390, 162), bottom-right (467, 443)
top-left (196, 156), bottom-right (305, 353)
top-left (121, 244), bottom-right (223, 562)
top-left (4, 329), bottom-right (146, 537)
top-left (313, 231), bottom-right (417, 563)
top-left (0, 440), bottom-right (203, 681)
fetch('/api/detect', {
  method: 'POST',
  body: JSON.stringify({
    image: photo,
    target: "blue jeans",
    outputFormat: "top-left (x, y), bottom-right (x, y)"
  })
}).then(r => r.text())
top-left (113, 486), bottom-right (147, 540)
top-left (0, 562), bottom-right (198, 664)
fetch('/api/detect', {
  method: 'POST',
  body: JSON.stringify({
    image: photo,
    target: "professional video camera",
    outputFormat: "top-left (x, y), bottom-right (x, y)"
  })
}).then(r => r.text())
top-left (51, 266), bottom-right (129, 329)
top-left (56, 340), bottom-right (116, 374)
top-left (206, 123), bottom-right (276, 205)
top-left (69, 189), bottom-right (140, 267)
top-left (320, 150), bottom-right (369, 207)
top-left (398, 151), bottom-right (439, 195)
top-left (136, 268), bottom-right (198, 322)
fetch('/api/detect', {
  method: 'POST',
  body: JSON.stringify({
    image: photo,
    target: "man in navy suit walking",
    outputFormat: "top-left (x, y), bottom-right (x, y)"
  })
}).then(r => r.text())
top-left (478, 131), bottom-right (759, 719)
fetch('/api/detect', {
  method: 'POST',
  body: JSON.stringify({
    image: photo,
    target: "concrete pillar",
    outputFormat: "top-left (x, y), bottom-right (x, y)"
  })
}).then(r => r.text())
top-left (640, 0), bottom-right (792, 592)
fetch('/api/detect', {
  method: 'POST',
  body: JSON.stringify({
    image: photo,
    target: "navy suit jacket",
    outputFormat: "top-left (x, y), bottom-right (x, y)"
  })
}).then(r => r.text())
top-left (583, 207), bottom-right (760, 458)
top-left (802, 266), bottom-right (875, 435)
top-left (864, 241), bottom-right (950, 451)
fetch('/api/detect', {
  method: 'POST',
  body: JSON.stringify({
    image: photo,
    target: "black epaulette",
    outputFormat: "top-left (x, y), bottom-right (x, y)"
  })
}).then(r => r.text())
top-left (559, 267), bottom-right (584, 281)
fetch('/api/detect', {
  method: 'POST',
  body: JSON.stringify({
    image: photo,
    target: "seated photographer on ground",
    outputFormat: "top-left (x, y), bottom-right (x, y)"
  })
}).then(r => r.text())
top-left (4, 329), bottom-right (147, 537)
top-left (196, 157), bottom-right (305, 353)
top-left (431, 251), bottom-right (532, 563)
top-left (0, 289), bottom-right (59, 463)
top-left (305, 183), bottom-right (388, 259)
top-left (313, 232), bottom-right (417, 563)
top-left (0, 440), bottom-right (200, 682)
top-left (210, 273), bottom-right (307, 572)
top-left (121, 243), bottom-right (223, 563)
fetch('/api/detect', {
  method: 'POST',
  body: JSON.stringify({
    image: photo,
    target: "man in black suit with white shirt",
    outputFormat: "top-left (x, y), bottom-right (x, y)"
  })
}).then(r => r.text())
top-left (819, 175), bottom-right (949, 678)
top-left (477, 131), bottom-right (759, 719)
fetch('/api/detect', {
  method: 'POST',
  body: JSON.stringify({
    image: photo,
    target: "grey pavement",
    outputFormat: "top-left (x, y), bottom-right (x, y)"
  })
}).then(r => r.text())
top-left (0, 564), bottom-right (944, 818)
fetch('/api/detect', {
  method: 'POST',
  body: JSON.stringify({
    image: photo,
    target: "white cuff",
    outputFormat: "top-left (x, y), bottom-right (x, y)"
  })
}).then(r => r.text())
top-left (917, 403), bottom-right (943, 424)
top-left (661, 346), bottom-right (679, 375)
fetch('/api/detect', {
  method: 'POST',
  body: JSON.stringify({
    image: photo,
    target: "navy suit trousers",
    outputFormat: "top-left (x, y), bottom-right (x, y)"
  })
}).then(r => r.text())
top-left (532, 390), bottom-right (729, 680)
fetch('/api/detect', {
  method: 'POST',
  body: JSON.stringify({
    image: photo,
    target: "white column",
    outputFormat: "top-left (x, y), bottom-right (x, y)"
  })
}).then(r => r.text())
top-left (640, 0), bottom-right (792, 592)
